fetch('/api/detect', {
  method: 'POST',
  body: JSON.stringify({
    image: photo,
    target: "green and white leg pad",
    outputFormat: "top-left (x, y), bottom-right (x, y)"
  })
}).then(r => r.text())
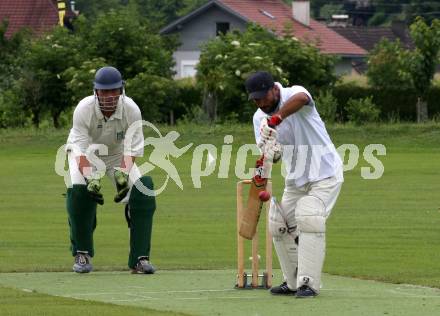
top-left (127, 176), bottom-right (156, 269)
top-left (66, 185), bottom-right (97, 257)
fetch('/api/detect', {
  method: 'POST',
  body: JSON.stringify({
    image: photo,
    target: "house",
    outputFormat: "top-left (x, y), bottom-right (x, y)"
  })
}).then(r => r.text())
top-left (329, 21), bottom-right (413, 73)
top-left (0, 0), bottom-right (77, 38)
top-left (329, 21), bottom-right (413, 53)
top-left (160, 0), bottom-right (367, 78)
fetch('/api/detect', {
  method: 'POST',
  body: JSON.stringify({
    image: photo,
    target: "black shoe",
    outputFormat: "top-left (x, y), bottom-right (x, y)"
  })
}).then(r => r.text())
top-left (270, 282), bottom-right (296, 295)
top-left (131, 256), bottom-right (155, 274)
top-left (296, 285), bottom-right (317, 298)
top-left (73, 251), bottom-right (93, 273)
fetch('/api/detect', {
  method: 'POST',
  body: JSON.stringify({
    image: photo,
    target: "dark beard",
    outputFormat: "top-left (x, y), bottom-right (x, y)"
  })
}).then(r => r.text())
top-left (261, 98), bottom-right (280, 114)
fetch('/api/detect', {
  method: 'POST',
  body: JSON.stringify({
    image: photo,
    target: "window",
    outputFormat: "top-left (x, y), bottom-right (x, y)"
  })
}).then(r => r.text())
top-left (181, 60), bottom-right (198, 78)
top-left (216, 22), bottom-right (230, 36)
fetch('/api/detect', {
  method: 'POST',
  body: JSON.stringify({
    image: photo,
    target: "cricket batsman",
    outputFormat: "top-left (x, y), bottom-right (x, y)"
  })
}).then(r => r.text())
top-left (65, 66), bottom-right (156, 274)
top-left (245, 71), bottom-right (343, 297)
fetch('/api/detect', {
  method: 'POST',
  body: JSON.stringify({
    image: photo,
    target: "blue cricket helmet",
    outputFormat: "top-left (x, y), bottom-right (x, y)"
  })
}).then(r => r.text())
top-left (93, 66), bottom-right (124, 90)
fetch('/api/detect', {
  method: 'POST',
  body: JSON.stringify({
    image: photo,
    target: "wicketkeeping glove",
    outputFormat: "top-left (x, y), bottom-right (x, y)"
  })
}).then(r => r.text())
top-left (114, 169), bottom-right (129, 203)
top-left (85, 177), bottom-right (104, 205)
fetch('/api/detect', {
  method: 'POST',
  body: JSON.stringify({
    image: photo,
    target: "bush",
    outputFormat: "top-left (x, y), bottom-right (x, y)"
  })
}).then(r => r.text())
top-left (332, 83), bottom-right (427, 121)
top-left (175, 78), bottom-right (202, 123)
top-left (0, 90), bottom-right (29, 128)
top-left (366, 38), bottom-right (413, 91)
top-left (315, 90), bottom-right (338, 123)
top-left (177, 105), bottom-right (209, 125)
top-left (346, 97), bottom-right (380, 125)
top-left (126, 73), bottom-right (180, 123)
top-left (64, 58), bottom-right (108, 104)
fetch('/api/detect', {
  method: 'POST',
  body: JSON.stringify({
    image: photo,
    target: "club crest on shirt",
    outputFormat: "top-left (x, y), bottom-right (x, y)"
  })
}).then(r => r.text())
top-left (116, 131), bottom-right (125, 140)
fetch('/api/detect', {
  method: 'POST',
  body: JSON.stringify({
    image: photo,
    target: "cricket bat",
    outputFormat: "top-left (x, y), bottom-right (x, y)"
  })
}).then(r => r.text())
top-left (239, 155), bottom-right (272, 239)
top-left (239, 115), bottom-right (282, 239)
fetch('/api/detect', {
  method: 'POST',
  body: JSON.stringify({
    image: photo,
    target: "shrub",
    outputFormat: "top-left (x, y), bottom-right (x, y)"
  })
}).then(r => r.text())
top-left (0, 90), bottom-right (28, 128)
top-left (315, 90), bottom-right (338, 123)
top-left (64, 58), bottom-right (108, 104)
top-left (177, 105), bottom-right (209, 125)
top-left (126, 73), bottom-right (180, 123)
top-left (175, 78), bottom-right (202, 122)
top-left (346, 97), bottom-right (381, 125)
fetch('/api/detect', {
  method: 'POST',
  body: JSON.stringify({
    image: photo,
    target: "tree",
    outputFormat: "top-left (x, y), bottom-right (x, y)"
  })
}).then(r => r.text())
top-left (137, 0), bottom-right (209, 28)
top-left (63, 9), bottom-right (177, 123)
top-left (408, 17), bottom-right (440, 122)
top-left (178, 0), bottom-right (209, 17)
top-left (74, 0), bottom-right (208, 29)
top-left (0, 20), bottom-right (30, 90)
top-left (404, 0), bottom-right (440, 25)
top-left (311, 0), bottom-right (328, 18)
top-left (73, 0), bottom-right (124, 21)
top-left (132, 0), bottom-right (187, 28)
top-left (0, 20), bottom-right (31, 127)
top-left (197, 26), bottom-right (281, 122)
top-left (126, 73), bottom-right (181, 122)
top-left (276, 25), bottom-right (337, 91)
top-left (1, 25), bottom-right (84, 128)
top-left (366, 38), bottom-right (413, 90)
top-left (368, 0), bottom-right (405, 26)
top-left (63, 57), bottom-right (108, 104)
top-left (197, 24), bottom-right (337, 122)
top-left (367, 17), bottom-right (440, 122)
top-left (320, 4), bottom-right (346, 22)
top-left (17, 27), bottom-right (84, 128)
top-left (76, 8), bottom-right (176, 79)
top-left (1, 6), bottom-right (179, 128)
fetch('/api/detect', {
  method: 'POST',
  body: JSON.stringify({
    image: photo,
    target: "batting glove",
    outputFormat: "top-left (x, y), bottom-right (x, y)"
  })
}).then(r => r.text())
top-left (260, 119), bottom-right (277, 143)
top-left (114, 168), bottom-right (129, 203)
top-left (259, 114), bottom-right (283, 143)
top-left (85, 177), bottom-right (104, 205)
top-left (264, 140), bottom-right (283, 163)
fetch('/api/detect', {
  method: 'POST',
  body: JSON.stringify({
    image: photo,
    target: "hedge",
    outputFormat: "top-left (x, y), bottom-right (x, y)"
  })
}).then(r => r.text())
top-left (333, 84), bottom-right (440, 121)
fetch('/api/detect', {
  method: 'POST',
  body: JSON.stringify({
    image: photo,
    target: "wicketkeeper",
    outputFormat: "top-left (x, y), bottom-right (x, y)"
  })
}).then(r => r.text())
top-left (65, 66), bottom-right (156, 274)
top-left (245, 71), bottom-right (343, 298)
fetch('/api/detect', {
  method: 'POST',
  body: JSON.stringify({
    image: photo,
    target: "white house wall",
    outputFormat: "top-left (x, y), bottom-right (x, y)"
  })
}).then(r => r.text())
top-left (167, 5), bottom-right (359, 78)
top-left (171, 6), bottom-right (246, 78)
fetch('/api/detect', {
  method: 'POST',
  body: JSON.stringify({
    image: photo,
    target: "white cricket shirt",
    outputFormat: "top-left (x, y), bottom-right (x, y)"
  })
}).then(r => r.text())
top-left (67, 95), bottom-right (144, 158)
top-left (253, 83), bottom-right (343, 187)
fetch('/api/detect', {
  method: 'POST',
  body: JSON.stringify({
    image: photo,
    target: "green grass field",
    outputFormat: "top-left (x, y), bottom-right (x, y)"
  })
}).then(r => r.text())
top-left (1, 123), bottom-right (440, 315)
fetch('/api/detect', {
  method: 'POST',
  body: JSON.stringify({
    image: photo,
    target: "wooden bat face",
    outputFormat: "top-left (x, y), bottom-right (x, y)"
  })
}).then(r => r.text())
top-left (239, 156), bottom-right (271, 239)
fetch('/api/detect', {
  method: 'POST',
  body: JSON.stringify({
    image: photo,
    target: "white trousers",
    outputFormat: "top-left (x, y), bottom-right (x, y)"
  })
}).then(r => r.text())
top-left (281, 176), bottom-right (342, 221)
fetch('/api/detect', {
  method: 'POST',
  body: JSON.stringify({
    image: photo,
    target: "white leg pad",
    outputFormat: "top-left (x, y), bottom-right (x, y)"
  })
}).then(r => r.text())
top-left (68, 153), bottom-right (86, 186)
top-left (273, 233), bottom-right (298, 290)
top-left (296, 196), bottom-right (326, 292)
top-left (297, 232), bottom-right (325, 292)
top-left (269, 198), bottom-right (288, 237)
top-left (269, 198), bottom-right (298, 290)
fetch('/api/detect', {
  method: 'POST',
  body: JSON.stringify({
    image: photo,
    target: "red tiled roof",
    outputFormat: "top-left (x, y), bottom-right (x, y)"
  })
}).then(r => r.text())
top-left (219, 0), bottom-right (366, 56)
top-left (0, 0), bottom-right (59, 38)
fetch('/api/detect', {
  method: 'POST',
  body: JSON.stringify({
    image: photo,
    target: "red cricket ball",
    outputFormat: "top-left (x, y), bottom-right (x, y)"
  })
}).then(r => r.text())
top-left (258, 190), bottom-right (271, 202)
